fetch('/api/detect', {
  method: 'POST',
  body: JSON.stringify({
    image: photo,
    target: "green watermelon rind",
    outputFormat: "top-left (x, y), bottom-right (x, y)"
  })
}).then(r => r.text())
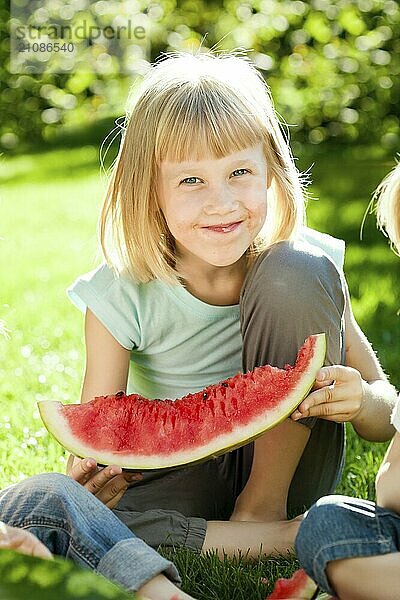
top-left (38, 334), bottom-right (326, 470)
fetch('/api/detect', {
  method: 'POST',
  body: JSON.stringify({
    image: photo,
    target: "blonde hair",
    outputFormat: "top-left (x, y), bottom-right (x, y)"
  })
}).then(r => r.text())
top-left (375, 162), bottom-right (400, 254)
top-left (100, 50), bottom-right (306, 284)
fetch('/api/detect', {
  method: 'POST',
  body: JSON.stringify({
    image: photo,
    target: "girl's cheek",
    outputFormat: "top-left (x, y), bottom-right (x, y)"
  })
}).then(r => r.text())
top-left (250, 194), bottom-right (267, 215)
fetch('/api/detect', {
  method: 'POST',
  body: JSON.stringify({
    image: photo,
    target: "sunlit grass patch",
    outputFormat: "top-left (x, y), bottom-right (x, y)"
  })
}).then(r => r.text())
top-left (0, 146), bottom-right (99, 185)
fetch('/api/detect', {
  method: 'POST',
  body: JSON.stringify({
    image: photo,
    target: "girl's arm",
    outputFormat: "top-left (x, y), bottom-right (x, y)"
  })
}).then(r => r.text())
top-left (81, 307), bottom-right (131, 401)
top-left (293, 284), bottom-right (397, 442)
top-left (67, 309), bottom-right (140, 507)
top-left (376, 430), bottom-right (400, 513)
top-left (343, 287), bottom-right (396, 441)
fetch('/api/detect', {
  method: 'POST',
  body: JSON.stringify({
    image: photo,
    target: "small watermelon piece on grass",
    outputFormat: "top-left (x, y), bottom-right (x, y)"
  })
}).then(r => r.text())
top-left (38, 334), bottom-right (325, 470)
top-left (266, 569), bottom-right (319, 599)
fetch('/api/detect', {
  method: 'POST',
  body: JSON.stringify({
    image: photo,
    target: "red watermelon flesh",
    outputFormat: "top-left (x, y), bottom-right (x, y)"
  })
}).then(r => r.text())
top-left (266, 569), bottom-right (318, 599)
top-left (38, 334), bottom-right (325, 469)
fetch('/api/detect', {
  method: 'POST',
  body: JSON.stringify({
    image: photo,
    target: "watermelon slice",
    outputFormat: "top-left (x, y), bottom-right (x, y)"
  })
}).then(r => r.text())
top-left (266, 569), bottom-right (319, 599)
top-left (38, 334), bottom-right (325, 470)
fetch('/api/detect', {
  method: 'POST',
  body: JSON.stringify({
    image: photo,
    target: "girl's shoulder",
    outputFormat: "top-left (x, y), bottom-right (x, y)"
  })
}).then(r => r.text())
top-left (66, 263), bottom-right (161, 350)
top-left (296, 226), bottom-right (345, 273)
top-left (68, 262), bottom-right (155, 293)
top-left (67, 262), bottom-right (164, 309)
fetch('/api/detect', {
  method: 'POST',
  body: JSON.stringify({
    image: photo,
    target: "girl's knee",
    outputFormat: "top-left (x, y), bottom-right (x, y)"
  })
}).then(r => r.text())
top-left (242, 241), bottom-right (344, 313)
top-left (241, 241), bottom-right (345, 367)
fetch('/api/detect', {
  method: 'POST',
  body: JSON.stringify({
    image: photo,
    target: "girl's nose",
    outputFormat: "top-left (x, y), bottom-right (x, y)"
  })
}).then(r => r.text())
top-left (203, 187), bottom-right (240, 215)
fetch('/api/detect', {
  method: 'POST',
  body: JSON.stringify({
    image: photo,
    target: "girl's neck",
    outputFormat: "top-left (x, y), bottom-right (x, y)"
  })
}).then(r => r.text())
top-left (177, 255), bottom-right (247, 306)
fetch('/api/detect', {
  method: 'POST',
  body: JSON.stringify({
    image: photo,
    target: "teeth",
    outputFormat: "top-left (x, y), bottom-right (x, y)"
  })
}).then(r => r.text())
top-left (206, 222), bottom-right (239, 232)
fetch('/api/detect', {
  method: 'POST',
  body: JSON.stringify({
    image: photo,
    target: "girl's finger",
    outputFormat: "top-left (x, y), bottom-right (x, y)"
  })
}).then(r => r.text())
top-left (315, 365), bottom-right (358, 384)
top-left (84, 465), bottom-right (123, 495)
top-left (69, 457), bottom-right (98, 484)
top-left (291, 409), bottom-right (351, 422)
top-left (302, 379), bottom-right (362, 412)
top-left (308, 400), bottom-right (353, 418)
top-left (104, 488), bottom-right (128, 509)
top-left (298, 399), bottom-right (357, 420)
top-left (299, 385), bottom-right (338, 412)
top-left (94, 476), bottom-right (129, 508)
top-left (312, 378), bottom-right (334, 390)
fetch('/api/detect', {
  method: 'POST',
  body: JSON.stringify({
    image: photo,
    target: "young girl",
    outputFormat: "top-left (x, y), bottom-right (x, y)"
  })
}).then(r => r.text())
top-left (66, 50), bottom-right (397, 558)
top-left (296, 164), bottom-right (400, 600)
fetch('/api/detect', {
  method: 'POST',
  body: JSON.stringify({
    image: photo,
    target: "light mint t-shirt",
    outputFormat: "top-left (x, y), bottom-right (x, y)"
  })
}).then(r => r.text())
top-left (68, 269), bottom-right (241, 400)
top-left (67, 227), bottom-right (345, 401)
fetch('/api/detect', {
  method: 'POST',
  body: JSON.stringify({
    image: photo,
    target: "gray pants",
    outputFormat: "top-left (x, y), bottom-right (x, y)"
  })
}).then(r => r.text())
top-left (112, 241), bottom-right (346, 552)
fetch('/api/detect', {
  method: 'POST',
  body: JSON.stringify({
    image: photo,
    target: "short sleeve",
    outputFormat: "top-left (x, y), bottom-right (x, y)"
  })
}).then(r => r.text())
top-left (67, 264), bottom-right (141, 350)
top-left (298, 226), bottom-right (345, 273)
top-left (390, 395), bottom-right (400, 432)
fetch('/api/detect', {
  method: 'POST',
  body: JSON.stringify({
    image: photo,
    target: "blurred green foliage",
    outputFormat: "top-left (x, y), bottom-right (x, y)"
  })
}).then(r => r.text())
top-left (1, 0), bottom-right (399, 152)
top-left (0, 549), bottom-right (131, 599)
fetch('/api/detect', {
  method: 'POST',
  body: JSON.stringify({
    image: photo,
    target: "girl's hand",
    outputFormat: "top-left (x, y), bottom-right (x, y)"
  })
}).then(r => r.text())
top-left (291, 365), bottom-right (366, 423)
top-left (0, 521), bottom-right (53, 560)
top-left (67, 455), bottom-right (142, 509)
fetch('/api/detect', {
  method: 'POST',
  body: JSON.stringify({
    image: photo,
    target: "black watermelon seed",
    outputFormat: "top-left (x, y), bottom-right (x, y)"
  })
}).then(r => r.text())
top-left (116, 391), bottom-right (124, 397)
top-left (202, 392), bottom-right (208, 400)
top-left (221, 382), bottom-right (228, 387)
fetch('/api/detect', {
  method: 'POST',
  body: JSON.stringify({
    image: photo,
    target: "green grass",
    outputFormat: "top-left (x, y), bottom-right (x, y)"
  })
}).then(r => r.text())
top-left (160, 548), bottom-right (302, 599)
top-left (1, 142), bottom-right (399, 598)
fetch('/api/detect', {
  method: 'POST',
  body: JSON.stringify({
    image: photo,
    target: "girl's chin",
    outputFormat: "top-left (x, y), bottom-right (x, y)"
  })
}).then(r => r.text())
top-left (200, 252), bottom-right (247, 268)
top-left (176, 242), bottom-right (250, 269)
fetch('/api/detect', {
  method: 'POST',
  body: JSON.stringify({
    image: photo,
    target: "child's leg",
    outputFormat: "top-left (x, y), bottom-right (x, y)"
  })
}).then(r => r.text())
top-left (296, 494), bottom-right (400, 598)
top-left (202, 517), bottom-right (300, 557)
top-left (0, 473), bottom-right (181, 594)
top-left (236, 240), bottom-right (346, 519)
top-left (115, 498), bottom-right (301, 558)
top-left (327, 553), bottom-right (400, 600)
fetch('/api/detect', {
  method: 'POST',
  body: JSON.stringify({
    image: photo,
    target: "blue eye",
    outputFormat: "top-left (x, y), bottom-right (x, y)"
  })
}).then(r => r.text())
top-left (232, 169), bottom-right (250, 177)
top-left (180, 177), bottom-right (202, 185)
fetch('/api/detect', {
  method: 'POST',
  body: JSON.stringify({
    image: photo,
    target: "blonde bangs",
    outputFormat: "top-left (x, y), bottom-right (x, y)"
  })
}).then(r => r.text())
top-left (154, 83), bottom-right (264, 164)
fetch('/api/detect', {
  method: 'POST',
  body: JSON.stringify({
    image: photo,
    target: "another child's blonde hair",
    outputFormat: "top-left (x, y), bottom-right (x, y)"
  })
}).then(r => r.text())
top-left (100, 50), bottom-right (306, 284)
top-left (375, 162), bottom-right (400, 254)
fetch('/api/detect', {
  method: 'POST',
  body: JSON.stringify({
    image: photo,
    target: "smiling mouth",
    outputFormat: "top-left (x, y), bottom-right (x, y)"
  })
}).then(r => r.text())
top-left (203, 221), bottom-right (243, 233)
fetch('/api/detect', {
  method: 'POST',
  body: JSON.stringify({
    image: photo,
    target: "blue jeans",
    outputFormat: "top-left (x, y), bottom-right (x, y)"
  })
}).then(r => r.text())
top-left (0, 472), bottom-right (180, 592)
top-left (296, 494), bottom-right (400, 595)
